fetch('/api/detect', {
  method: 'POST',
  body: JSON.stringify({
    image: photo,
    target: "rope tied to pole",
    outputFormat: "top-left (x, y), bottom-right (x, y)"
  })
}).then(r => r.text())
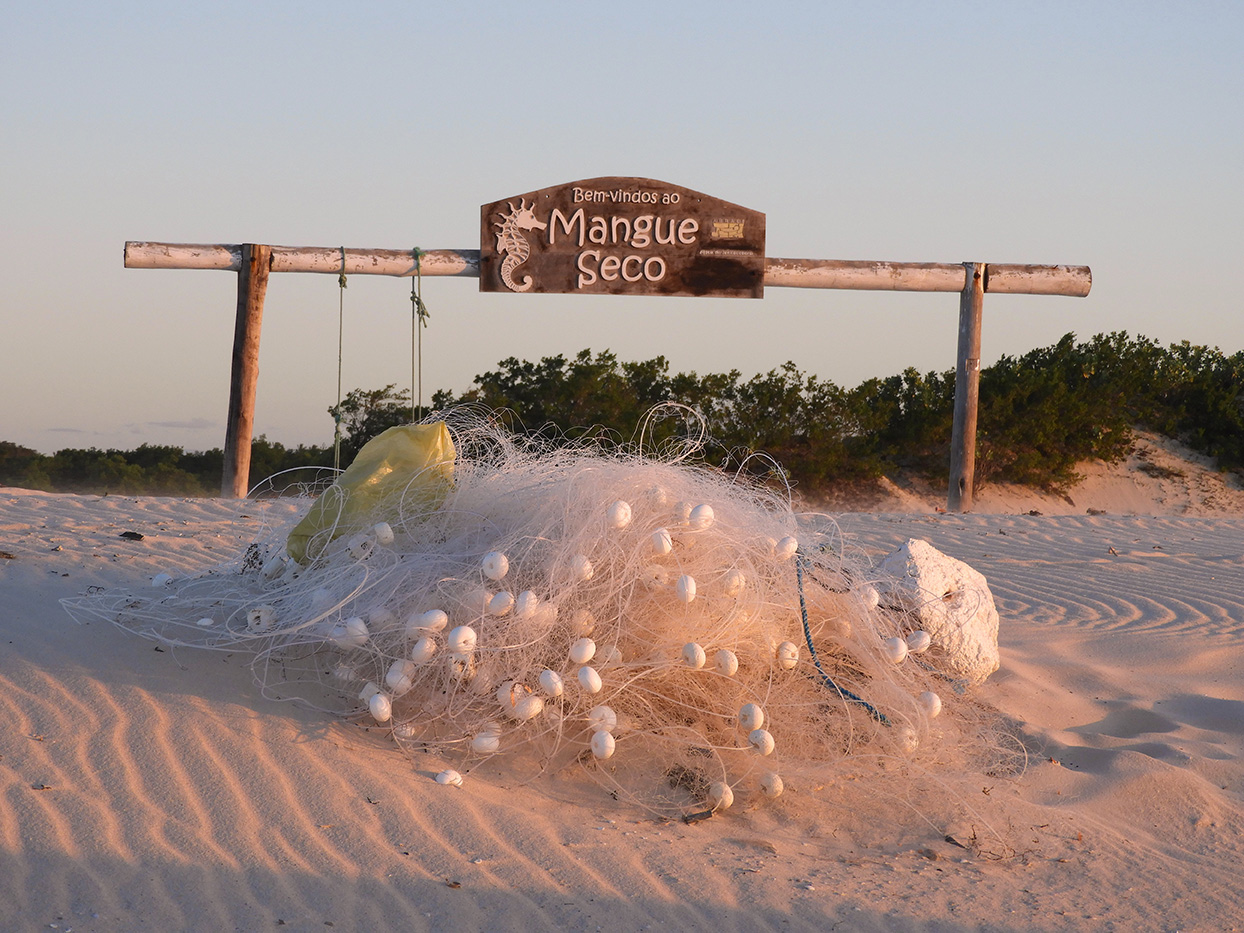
top-left (333, 246), bottom-right (347, 471)
top-left (411, 248), bottom-right (430, 422)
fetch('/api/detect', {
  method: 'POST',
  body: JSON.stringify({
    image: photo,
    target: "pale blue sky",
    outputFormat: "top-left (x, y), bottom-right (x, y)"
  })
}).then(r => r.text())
top-left (3, 1), bottom-right (1241, 455)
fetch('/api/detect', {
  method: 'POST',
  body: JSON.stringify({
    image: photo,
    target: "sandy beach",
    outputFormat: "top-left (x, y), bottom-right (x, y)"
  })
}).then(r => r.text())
top-left (2, 438), bottom-right (1242, 932)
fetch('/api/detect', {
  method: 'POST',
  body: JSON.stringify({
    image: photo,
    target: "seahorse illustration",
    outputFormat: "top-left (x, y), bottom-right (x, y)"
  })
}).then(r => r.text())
top-left (494, 198), bottom-right (548, 292)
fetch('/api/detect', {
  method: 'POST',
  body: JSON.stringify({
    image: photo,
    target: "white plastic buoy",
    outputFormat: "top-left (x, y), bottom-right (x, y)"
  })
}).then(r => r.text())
top-left (196, 617), bottom-right (214, 627)
top-left (246, 605), bottom-right (275, 633)
top-left (715, 649), bottom-right (739, 676)
top-left (385, 659), bottom-right (417, 695)
top-left (578, 665), bottom-right (603, 694)
top-left (898, 726), bottom-right (919, 753)
top-left (707, 781), bottom-right (733, 810)
top-left (681, 642), bottom-right (707, 669)
top-left (447, 650), bottom-right (473, 679)
top-left (569, 637), bottom-right (597, 664)
top-left (749, 728), bottom-right (776, 756)
top-left (488, 590), bottom-right (515, 616)
top-left (407, 609), bottom-right (448, 636)
top-left (738, 703), bottom-right (765, 732)
top-left (538, 669), bottom-right (564, 697)
top-left (331, 616), bottom-right (370, 649)
top-left (776, 641), bottom-right (799, 670)
top-left (587, 705), bottom-right (618, 732)
top-left (373, 521), bottom-right (395, 546)
top-left (858, 584), bottom-right (881, 609)
top-left (448, 625), bottom-right (477, 653)
top-left (368, 692), bottom-right (392, 723)
top-left (497, 682), bottom-right (544, 721)
top-left (607, 500), bottom-right (633, 529)
top-left (760, 772), bottom-right (784, 798)
top-left (590, 730), bottom-right (616, 760)
top-left (722, 569), bottom-right (746, 598)
top-left (906, 630), bottom-right (933, 654)
top-left (675, 574), bottom-right (697, 604)
top-left (346, 533), bottom-right (374, 561)
top-left (883, 636), bottom-right (909, 664)
top-left (688, 503), bottom-right (715, 530)
top-left (569, 609), bottom-right (596, 636)
top-left (151, 573), bottom-right (173, 587)
top-left (514, 590), bottom-right (539, 619)
top-left (435, 769), bottom-right (463, 787)
top-left (571, 554), bottom-right (594, 582)
top-left (471, 731), bottom-right (501, 754)
top-left (358, 681), bottom-right (381, 703)
top-left (774, 536), bottom-right (799, 561)
top-left (410, 636), bottom-right (437, 664)
top-left (650, 527), bottom-right (673, 556)
top-left (481, 550), bottom-right (509, 581)
top-left (919, 690), bottom-right (942, 718)
top-left (368, 606), bottom-right (397, 630)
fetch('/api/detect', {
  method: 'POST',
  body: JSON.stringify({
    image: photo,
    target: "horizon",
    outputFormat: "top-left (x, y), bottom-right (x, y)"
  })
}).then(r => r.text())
top-left (3, 1), bottom-right (1241, 455)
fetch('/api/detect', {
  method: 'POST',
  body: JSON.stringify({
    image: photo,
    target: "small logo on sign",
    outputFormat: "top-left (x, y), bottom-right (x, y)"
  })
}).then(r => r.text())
top-left (711, 221), bottom-right (745, 240)
top-left (494, 199), bottom-right (548, 292)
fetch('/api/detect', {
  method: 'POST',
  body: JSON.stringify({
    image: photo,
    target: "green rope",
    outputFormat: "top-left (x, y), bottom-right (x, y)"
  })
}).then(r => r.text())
top-left (411, 248), bottom-right (430, 422)
top-left (333, 247), bottom-right (347, 471)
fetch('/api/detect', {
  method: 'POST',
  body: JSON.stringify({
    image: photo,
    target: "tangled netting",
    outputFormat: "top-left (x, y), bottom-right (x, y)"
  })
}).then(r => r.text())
top-left (64, 408), bottom-right (1020, 820)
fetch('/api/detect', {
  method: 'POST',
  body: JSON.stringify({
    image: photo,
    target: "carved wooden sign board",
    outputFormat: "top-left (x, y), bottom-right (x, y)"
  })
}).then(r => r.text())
top-left (480, 177), bottom-right (765, 299)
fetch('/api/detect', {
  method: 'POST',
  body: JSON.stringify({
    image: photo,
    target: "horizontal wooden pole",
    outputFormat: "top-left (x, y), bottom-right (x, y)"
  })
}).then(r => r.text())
top-left (124, 242), bottom-right (480, 277)
top-left (763, 258), bottom-right (968, 292)
top-left (124, 242), bottom-right (1090, 297)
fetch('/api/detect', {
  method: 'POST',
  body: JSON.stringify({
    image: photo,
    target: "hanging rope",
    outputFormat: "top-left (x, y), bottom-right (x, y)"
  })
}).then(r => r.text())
top-left (333, 247), bottom-right (347, 471)
top-left (410, 247), bottom-right (430, 422)
top-left (795, 549), bottom-right (890, 725)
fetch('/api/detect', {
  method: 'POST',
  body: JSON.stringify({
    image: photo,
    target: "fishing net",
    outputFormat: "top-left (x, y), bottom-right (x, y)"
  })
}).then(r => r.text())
top-left (64, 407), bottom-right (1019, 826)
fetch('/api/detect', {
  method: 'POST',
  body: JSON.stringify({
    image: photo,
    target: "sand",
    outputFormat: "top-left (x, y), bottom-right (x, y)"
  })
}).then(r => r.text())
top-left (2, 439), bottom-right (1242, 932)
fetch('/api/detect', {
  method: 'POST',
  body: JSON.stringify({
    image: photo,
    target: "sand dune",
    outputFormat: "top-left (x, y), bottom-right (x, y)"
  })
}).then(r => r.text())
top-left (2, 446), bottom-right (1242, 931)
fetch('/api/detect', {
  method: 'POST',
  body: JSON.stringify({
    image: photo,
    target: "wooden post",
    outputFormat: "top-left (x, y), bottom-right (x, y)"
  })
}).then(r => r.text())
top-left (948, 262), bottom-right (985, 512)
top-left (221, 244), bottom-right (271, 498)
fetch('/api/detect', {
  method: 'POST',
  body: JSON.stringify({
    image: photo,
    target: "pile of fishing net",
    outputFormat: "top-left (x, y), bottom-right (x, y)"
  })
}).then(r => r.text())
top-left (65, 408), bottom-right (1019, 820)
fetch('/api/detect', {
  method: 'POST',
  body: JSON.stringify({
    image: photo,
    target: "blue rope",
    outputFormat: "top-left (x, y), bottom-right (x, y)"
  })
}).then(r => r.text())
top-left (795, 548), bottom-right (890, 725)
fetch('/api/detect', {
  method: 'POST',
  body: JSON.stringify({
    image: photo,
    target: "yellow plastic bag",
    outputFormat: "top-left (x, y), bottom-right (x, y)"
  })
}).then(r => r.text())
top-left (286, 422), bottom-right (455, 564)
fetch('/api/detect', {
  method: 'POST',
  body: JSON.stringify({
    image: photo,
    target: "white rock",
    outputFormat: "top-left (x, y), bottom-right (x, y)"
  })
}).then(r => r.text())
top-left (876, 538), bottom-right (1001, 686)
top-left (435, 769), bottom-right (463, 786)
top-left (372, 522), bottom-right (395, 546)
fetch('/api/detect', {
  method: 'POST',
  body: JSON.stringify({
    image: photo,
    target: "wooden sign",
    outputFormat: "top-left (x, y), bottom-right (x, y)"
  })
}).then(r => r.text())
top-left (480, 177), bottom-right (765, 298)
